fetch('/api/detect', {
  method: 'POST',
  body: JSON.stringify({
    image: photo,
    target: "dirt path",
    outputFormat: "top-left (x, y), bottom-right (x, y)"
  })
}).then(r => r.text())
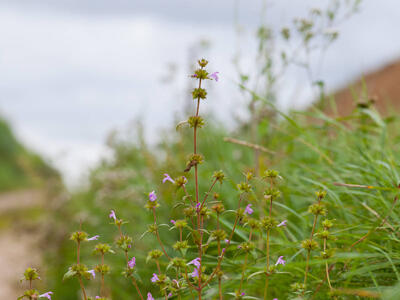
top-left (0, 189), bottom-right (45, 298)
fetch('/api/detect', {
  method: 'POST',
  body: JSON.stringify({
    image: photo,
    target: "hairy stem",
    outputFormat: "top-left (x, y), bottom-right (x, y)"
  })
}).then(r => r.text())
top-left (238, 230), bottom-right (253, 294)
top-left (152, 207), bottom-right (171, 260)
top-left (194, 74), bottom-right (203, 300)
top-left (201, 194), bottom-right (244, 287)
top-left (78, 276), bottom-right (88, 300)
top-left (304, 214), bottom-right (318, 288)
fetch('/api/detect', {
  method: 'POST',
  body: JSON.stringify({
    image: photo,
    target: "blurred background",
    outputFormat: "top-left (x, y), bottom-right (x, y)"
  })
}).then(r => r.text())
top-left (2, 0), bottom-right (400, 298)
top-left (1, 0), bottom-right (400, 186)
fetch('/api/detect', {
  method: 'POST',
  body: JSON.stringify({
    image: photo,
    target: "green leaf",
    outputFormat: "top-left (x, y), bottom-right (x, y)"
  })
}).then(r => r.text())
top-left (63, 268), bottom-right (77, 280)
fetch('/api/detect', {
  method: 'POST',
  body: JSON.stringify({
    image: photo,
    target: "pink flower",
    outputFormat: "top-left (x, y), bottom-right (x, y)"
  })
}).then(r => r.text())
top-left (277, 220), bottom-right (287, 227)
top-left (163, 173), bottom-right (175, 184)
top-left (225, 239), bottom-right (230, 244)
top-left (128, 257), bottom-right (136, 269)
top-left (39, 292), bottom-right (53, 299)
top-left (241, 292), bottom-right (245, 296)
top-left (275, 256), bottom-right (286, 266)
top-left (147, 293), bottom-right (154, 300)
top-left (87, 235), bottom-right (99, 241)
top-left (188, 257), bottom-right (201, 268)
top-left (245, 204), bottom-right (253, 215)
top-left (151, 273), bottom-right (159, 283)
top-left (149, 191), bottom-right (157, 202)
top-left (87, 270), bottom-right (96, 279)
top-left (273, 298), bottom-right (278, 300)
top-left (168, 293), bottom-right (173, 298)
top-left (173, 279), bottom-right (180, 287)
top-left (190, 267), bottom-right (199, 278)
top-left (109, 210), bottom-right (116, 221)
top-left (222, 248), bottom-right (226, 253)
top-left (209, 71), bottom-right (219, 82)
top-left (170, 220), bottom-right (176, 225)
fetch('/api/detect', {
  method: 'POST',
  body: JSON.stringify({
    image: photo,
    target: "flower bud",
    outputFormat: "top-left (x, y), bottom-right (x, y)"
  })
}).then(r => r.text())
top-left (188, 116), bottom-right (205, 128)
top-left (192, 88), bottom-right (207, 100)
top-left (213, 170), bottom-right (225, 184)
top-left (301, 239), bottom-right (318, 251)
top-left (237, 182), bottom-right (252, 193)
top-left (198, 58), bottom-right (208, 68)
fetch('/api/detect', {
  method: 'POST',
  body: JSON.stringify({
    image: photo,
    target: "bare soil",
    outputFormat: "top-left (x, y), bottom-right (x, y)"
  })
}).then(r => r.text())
top-left (0, 189), bottom-right (45, 298)
top-left (327, 60), bottom-right (400, 116)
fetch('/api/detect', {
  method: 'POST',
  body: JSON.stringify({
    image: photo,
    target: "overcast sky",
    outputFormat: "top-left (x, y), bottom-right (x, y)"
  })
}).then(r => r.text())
top-left (0, 0), bottom-right (399, 187)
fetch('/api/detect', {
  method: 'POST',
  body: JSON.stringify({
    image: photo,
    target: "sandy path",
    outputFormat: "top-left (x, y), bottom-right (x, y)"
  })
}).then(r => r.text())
top-left (0, 189), bottom-right (45, 298)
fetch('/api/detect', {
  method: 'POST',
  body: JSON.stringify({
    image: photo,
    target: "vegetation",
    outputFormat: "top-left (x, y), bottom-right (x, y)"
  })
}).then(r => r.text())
top-left (17, 1), bottom-right (400, 299)
top-left (37, 61), bottom-right (400, 300)
top-left (0, 117), bottom-right (58, 191)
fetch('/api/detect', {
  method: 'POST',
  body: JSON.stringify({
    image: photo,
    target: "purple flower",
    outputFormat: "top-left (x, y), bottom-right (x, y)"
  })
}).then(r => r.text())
top-left (188, 257), bottom-right (201, 268)
top-left (128, 257), bottom-right (136, 269)
top-left (147, 293), bottom-right (154, 300)
top-left (149, 191), bottom-right (157, 202)
top-left (245, 204), bottom-right (253, 215)
top-left (170, 220), bottom-right (176, 225)
top-left (39, 292), bottom-right (53, 299)
top-left (190, 267), bottom-right (199, 278)
top-left (241, 292), bottom-right (245, 296)
top-left (87, 269), bottom-right (96, 279)
top-left (163, 173), bottom-right (175, 184)
top-left (168, 293), bottom-right (173, 298)
top-left (173, 279), bottom-right (180, 287)
top-left (209, 71), bottom-right (219, 82)
top-left (151, 273), bottom-right (159, 283)
top-left (277, 220), bottom-right (287, 227)
top-left (225, 239), bottom-right (230, 244)
top-left (196, 202), bottom-right (201, 210)
top-left (109, 210), bottom-right (116, 221)
top-left (87, 235), bottom-right (99, 241)
top-left (222, 248), bottom-right (226, 253)
top-left (275, 256), bottom-right (286, 266)
top-left (273, 298), bottom-right (278, 300)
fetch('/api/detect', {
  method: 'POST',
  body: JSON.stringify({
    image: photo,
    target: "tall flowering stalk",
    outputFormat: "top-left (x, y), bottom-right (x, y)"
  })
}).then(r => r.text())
top-left (262, 169), bottom-right (281, 300)
top-left (190, 58), bottom-right (220, 299)
top-left (301, 191), bottom-right (327, 293)
top-left (93, 243), bottom-right (113, 297)
top-left (316, 219), bottom-right (335, 294)
top-left (63, 228), bottom-right (99, 300)
top-left (18, 268), bottom-right (53, 300)
top-left (109, 210), bottom-right (143, 300)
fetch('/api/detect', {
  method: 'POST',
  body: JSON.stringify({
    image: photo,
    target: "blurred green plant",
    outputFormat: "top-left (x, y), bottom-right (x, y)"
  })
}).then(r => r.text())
top-left (0, 117), bottom-right (58, 191)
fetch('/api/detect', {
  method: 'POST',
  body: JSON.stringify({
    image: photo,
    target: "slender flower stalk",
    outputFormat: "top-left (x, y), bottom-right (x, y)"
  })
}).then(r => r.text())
top-left (303, 191), bottom-right (327, 290)
top-left (238, 229), bottom-right (253, 295)
top-left (263, 170), bottom-right (280, 300)
top-left (152, 207), bottom-right (171, 260)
